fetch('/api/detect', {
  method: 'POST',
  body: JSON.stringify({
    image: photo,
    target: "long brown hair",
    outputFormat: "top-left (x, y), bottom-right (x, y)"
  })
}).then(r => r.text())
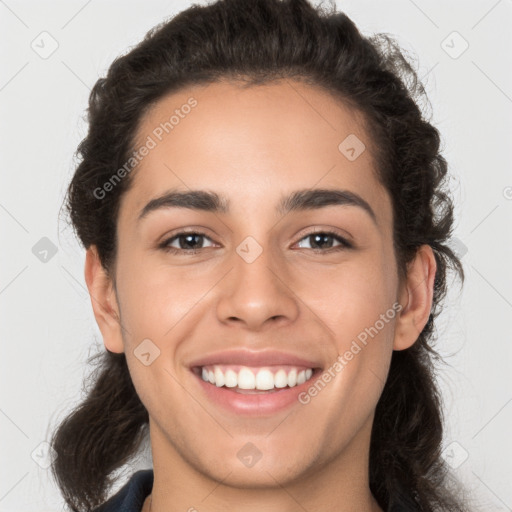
top-left (50, 0), bottom-right (467, 510)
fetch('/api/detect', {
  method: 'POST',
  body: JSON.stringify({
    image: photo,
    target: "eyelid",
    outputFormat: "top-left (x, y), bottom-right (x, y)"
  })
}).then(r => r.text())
top-left (294, 225), bottom-right (353, 244)
top-left (157, 226), bottom-right (215, 243)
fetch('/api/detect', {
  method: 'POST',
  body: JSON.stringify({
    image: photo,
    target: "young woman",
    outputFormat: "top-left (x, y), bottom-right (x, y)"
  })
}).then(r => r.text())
top-left (50, 0), bottom-right (468, 510)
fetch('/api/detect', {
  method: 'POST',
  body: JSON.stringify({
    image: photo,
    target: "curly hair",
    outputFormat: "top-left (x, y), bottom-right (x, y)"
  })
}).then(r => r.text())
top-left (49, 0), bottom-right (467, 510)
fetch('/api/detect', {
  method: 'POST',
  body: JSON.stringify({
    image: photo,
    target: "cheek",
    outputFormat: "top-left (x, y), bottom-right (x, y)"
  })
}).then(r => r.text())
top-left (294, 249), bottom-right (396, 326)
top-left (115, 256), bottom-right (197, 335)
top-left (300, 253), bottom-right (397, 386)
top-left (116, 232), bottom-right (398, 340)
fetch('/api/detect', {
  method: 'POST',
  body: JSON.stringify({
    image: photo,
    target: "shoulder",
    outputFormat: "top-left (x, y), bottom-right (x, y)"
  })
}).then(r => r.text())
top-left (93, 469), bottom-right (154, 512)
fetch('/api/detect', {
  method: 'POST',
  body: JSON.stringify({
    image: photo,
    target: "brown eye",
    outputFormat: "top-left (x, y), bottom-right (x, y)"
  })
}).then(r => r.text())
top-left (295, 231), bottom-right (353, 251)
top-left (160, 231), bottom-right (215, 253)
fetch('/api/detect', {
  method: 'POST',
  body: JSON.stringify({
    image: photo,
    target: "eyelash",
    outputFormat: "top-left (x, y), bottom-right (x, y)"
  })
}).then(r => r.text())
top-left (158, 229), bottom-right (353, 255)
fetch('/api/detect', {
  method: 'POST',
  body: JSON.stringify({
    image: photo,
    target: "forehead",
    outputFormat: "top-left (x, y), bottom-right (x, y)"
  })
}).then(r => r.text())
top-left (120, 79), bottom-right (392, 230)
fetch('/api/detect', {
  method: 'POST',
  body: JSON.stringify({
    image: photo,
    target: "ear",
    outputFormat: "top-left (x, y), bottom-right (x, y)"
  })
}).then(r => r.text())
top-left (84, 245), bottom-right (124, 353)
top-left (393, 244), bottom-right (437, 351)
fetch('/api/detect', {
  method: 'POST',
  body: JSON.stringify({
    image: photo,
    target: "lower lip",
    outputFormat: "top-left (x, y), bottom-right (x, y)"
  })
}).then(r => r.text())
top-left (192, 370), bottom-right (319, 416)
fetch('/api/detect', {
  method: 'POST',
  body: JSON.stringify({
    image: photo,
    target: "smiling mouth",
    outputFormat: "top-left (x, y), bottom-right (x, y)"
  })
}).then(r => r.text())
top-left (191, 364), bottom-right (321, 393)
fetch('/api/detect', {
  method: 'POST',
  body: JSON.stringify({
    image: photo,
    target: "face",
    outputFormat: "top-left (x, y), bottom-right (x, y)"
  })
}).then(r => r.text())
top-left (89, 79), bottom-right (430, 490)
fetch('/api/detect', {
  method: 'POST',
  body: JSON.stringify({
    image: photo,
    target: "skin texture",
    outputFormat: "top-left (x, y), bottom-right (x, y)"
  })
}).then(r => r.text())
top-left (85, 80), bottom-right (436, 512)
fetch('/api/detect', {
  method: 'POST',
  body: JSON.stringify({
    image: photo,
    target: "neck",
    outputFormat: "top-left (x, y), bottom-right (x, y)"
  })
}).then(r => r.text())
top-left (142, 494), bottom-right (151, 512)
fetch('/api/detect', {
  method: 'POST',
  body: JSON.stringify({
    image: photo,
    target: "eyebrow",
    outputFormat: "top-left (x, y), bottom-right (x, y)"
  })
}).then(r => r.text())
top-left (137, 187), bottom-right (377, 225)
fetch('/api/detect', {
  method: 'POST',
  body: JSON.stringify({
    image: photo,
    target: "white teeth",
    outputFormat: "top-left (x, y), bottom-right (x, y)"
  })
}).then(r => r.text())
top-left (287, 369), bottom-right (297, 387)
top-left (214, 367), bottom-right (225, 387)
top-left (274, 369), bottom-right (288, 388)
top-left (199, 365), bottom-right (315, 390)
top-left (238, 368), bottom-right (256, 389)
top-left (224, 369), bottom-right (238, 388)
top-left (255, 369), bottom-right (274, 390)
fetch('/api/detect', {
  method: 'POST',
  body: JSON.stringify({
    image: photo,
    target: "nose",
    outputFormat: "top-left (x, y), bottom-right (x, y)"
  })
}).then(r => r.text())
top-left (215, 241), bottom-right (300, 331)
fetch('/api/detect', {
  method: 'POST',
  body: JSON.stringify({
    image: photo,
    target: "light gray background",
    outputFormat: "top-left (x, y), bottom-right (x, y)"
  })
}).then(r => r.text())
top-left (1, 0), bottom-right (511, 510)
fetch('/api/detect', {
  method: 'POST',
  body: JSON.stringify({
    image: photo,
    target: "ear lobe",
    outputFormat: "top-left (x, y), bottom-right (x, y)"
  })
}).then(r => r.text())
top-left (393, 245), bottom-right (437, 351)
top-left (84, 245), bottom-right (125, 354)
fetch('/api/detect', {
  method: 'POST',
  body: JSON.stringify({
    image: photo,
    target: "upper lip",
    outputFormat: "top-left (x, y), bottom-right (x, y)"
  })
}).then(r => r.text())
top-left (188, 349), bottom-right (322, 369)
